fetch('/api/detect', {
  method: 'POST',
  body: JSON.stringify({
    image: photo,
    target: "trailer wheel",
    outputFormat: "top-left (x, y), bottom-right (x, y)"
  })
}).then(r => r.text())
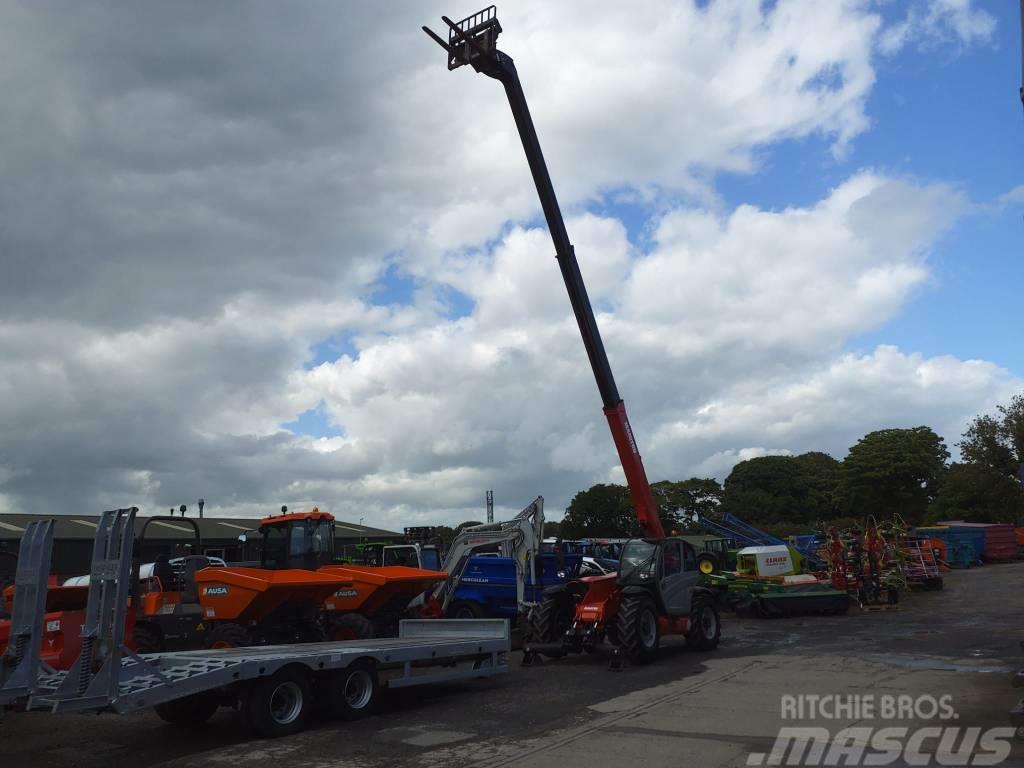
top-left (242, 667), bottom-right (313, 738)
top-left (133, 623), bottom-right (163, 654)
top-left (616, 595), bottom-right (660, 664)
top-left (206, 622), bottom-right (249, 649)
top-left (328, 661), bottom-right (379, 721)
top-left (329, 613), bottom-right (374, 641)
top-left (447, 601), bottom-right (484, 619)
top-left (155, 692), bottom-right (219, 727)
top-left (685, 597), bottom-right (721, 651)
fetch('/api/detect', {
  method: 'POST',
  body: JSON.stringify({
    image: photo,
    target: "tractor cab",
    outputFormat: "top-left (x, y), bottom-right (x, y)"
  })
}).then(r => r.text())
top-left (259, 507), bottom-right (336, 571)
top-left (617, 537), bottom-right (701, 617)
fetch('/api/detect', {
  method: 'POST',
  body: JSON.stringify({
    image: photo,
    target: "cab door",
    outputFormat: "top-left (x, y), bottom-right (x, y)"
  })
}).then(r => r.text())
top-left (659, 538), bottom-right (700, 616)
top-left (658, 539), bottom-right (687, 616)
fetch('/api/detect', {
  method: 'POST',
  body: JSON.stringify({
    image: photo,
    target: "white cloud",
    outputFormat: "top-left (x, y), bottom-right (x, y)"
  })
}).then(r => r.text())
top-left (877, 0), bottom-right (996, 55)
top-left (0, 0), bottom-right (1012, 529)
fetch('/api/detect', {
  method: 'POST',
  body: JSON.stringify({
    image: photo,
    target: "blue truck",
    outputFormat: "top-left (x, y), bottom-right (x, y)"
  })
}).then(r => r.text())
top-left (445, 552), bottom-right (583, 620)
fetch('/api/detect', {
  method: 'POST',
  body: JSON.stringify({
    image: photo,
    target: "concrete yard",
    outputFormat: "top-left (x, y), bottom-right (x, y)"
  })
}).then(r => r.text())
top-left (3, 563), bottom-right (1023, 768)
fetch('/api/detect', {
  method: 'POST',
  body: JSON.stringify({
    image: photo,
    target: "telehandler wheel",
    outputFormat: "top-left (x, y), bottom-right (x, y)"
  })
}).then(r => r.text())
top-left (697, 553), bottom-right (718, 576)
top-left (155, 692), bottom-right (220, 727)
top-left (329, 613), bottom-right (374, 641)
top-left (685, 597), bottom-right (721, 651)
top-left (242, 667), bottom-right (313, 738)
top-left (206, 622), bottom-right (249, 650)
top-left (447, 600), bottom-right (485, 619)
top-left (133, 623), bottom-right (163, 654)
top-left (327, 661), bottom-right (379, 721)
top-left (529, 592), bottom-right (571, 643)
top-left (616, 595), bottom-right (660, 665)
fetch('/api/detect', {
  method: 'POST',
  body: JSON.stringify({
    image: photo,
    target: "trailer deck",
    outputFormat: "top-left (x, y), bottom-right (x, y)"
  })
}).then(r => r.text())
top-left (28, 619), bottom-right (509, 715)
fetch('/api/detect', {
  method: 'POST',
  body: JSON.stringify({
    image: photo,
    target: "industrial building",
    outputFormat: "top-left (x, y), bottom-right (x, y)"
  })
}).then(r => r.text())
top-left (0, 512), bottom-right (402, 583)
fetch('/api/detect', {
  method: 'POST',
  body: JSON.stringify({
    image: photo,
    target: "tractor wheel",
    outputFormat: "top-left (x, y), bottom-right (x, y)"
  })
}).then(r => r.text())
top-left (327, 661), bottom-right (379, 721)
top-left (697, 553), bottom-right (719, 576)
top-left (132, 623), bottom-right (164, 654)
top-left (616, 595), bottom-right (660, 665)
top-left (206, 622), bottom-right (250, 650)
top-left (529, 593), bottom-right (571, 644)
top-left (447, 600), bottom-right (485, 620)
top-left (155, 692), bottom-right (220, 727)
top-left (329, 613), bottom-right (375, 641)
top-left (685, 597), bottom-right (721, 651)
top-left (242, 667), bottom-right (313, 738)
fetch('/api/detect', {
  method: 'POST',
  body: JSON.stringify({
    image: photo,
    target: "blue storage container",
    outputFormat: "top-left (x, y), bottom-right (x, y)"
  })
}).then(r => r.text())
top-left (914, 527), bottom-right (982, 567)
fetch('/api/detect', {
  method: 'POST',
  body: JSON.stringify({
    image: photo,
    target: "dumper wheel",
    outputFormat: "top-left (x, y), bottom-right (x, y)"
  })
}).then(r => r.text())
top-left (685, 597), bottom-right (721, 651)
top-left (206, 622), bottom-right (249, 649)
top-left (242, 667), bottom-right (313, 738)
top-left (616, 595), bottom-right (660, 665)
top-left (329, 613), bottom-right (374, 641)
top-left (133, 623), bottom-right (163, 654)
top-left (328, 661), bottom-right (379, 721)
top-left (529, 593), bottom-right (571, 643)
top-left (155, 692), bottom-right (219, 727)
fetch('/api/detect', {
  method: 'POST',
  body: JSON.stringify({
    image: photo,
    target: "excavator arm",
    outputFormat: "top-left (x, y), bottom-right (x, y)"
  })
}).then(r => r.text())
top-left (431, 496), bottom-right (544, 613)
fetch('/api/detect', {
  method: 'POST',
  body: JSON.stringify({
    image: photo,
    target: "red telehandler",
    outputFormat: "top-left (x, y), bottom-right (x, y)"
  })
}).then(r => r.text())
top-left (424, 7), bottom-right (720, 665)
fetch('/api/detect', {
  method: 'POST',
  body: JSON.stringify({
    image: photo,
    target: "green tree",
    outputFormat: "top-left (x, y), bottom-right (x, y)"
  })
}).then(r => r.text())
top-left (837, 427), bottom-right (949, 524)
top-left (651, 478), bottom-right (723, 532)
top-left (959, 393), bottom-right (1024, 480)
top-left (721, 452), bottom-right (839, 527)
top-left (560, 483), bottom-right (636, 538)
top-left (928, 462), bottom-right (1024, 524)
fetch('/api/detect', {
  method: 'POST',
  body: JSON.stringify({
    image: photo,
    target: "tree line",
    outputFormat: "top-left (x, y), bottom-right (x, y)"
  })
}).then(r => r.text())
top-left (551, 393), bottom-right (1024, 539)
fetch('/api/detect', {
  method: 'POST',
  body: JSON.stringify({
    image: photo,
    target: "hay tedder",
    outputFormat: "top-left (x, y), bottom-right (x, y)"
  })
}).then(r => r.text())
top-left (824, 516), bottom-right (942, 608)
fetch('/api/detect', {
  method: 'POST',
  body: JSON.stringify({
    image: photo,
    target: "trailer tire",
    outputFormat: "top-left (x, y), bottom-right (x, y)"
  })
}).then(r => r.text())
top-left (616, 595), bottom-right (660, 664)
top-left (327, 661), bottom-right (379, 721)
top-left (685, 597), bottom-right (721, 651)
top-left (242, 667), bottom-right (313, 738)
top-left (206, 622), bottom-right (249, 650)
top-left (329, 613), bottom-right (374, 641)
top-left (447, 600), bottom-right (485, 620)
top-left (155, 692), bottom-right (219, 727)
top-left (529, 593), bottom-right (571, 643)
top-left (133, 623), bottom-right (163, 654)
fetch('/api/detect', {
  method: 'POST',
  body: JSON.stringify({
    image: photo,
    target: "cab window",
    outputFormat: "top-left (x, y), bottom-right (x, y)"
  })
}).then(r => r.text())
top-left (683, 541), bottom-right (698, 572)
top-left (662, 540), bottom-right (682, 576)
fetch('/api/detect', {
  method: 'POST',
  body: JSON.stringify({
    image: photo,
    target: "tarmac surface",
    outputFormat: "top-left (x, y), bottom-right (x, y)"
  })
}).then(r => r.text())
top-left (3, 562), bottom-right (1023, 767)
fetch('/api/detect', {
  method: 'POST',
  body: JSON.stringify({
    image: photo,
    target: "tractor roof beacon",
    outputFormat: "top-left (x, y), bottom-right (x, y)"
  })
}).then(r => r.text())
top-left (424, 8), bottom-right (720, 666)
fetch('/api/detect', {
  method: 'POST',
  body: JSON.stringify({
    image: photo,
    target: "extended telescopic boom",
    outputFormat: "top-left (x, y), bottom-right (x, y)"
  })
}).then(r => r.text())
top-left (424, 7), bottom-right (664, 538)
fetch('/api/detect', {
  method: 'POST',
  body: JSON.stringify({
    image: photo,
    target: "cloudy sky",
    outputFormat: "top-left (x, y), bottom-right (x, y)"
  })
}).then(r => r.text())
top-left (0, 1), bottom-right (1021, 529)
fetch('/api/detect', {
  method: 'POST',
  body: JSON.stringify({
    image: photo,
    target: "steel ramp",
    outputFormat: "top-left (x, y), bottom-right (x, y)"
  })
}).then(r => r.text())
top-left (40, 508), bottom-right (141, 712)
top-left (0, 520), bottom-right (55, 705)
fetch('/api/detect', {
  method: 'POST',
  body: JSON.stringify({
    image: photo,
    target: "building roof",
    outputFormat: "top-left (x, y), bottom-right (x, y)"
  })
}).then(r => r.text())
top-left (0, 513), bottom-right (401, 542)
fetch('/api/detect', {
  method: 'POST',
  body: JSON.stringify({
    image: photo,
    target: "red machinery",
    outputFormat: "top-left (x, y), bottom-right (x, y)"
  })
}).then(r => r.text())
top-left (424, 8), bottom-right (719, 664)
